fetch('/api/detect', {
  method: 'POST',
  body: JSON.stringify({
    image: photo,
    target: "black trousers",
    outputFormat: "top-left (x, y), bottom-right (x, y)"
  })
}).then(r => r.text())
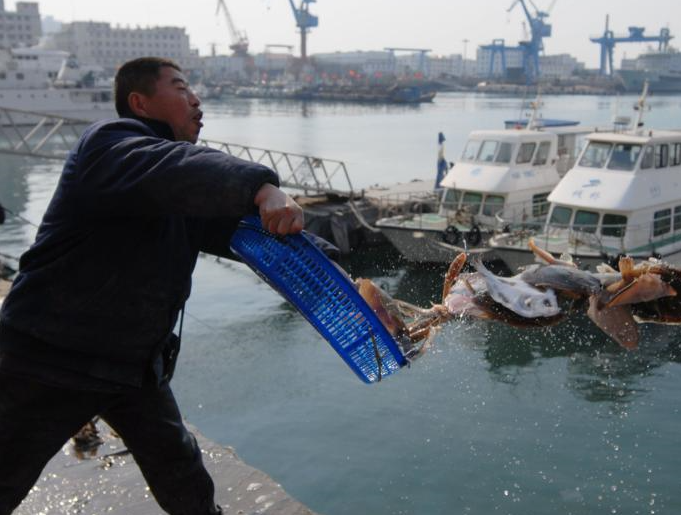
top-left (0, 372), bottom-right (219, 515)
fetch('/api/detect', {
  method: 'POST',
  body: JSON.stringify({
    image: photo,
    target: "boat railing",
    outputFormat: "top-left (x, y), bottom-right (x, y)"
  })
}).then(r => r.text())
top-left (496, 213), bottom-right (677, 258)
top-left (494, 199), bottom-right (551, 229)
top-left (374, 188), bottom-right (442, 220)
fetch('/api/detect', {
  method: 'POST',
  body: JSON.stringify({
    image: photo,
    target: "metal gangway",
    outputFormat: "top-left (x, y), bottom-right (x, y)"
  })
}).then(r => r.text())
top-left (0, 106), bottom-right (355, 197)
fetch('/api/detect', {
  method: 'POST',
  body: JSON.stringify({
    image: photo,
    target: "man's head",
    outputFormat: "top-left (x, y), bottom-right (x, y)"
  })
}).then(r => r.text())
top-left (114, 57), bottom-right (203, 143)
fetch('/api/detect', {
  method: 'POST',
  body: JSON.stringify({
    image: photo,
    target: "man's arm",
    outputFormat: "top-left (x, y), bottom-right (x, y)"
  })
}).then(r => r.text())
top-left (67, 120), bottom-right (282, 221)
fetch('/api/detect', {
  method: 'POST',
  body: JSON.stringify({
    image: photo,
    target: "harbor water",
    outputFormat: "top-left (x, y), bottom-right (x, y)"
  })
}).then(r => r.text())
top-left (2, 93), bottom-right (681, 515)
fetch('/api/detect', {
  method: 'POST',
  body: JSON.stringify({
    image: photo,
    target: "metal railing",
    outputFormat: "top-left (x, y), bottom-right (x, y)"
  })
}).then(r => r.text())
top-left (373, 188), bottom-right (442, 219)
top-left (0, 107), bottom-right (90, 160)
top-left (0, 107), bottom-right (355, 197)
top-left (495, 212), bottom-right (681, 258)
top-left (197, 139), bottom-right (354, 197)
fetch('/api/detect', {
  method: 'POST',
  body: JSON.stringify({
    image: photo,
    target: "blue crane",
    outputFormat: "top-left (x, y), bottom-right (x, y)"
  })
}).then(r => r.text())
top-left (590, 15), bottom-right (673, 76)
top-left (286, 0), bottom-right (318, 60)
top-left (507, 0), bottom-right (555, 83)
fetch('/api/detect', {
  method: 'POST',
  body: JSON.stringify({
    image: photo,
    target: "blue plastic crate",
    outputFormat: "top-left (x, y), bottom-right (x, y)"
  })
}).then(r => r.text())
top-left (230, 215), bottom-right (408, 383)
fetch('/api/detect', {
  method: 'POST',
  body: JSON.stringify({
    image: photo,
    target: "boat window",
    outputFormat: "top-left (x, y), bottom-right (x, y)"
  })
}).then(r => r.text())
top-left (462, 140), bottom-right (481, 162)
top-left (578, 141), bottom-right (612, 168)
top-left (495, 142), bottom-right (514, 163)
top-left (673, 143), bottom-right (681, 167)
top-left (640, 146), bottom-right (654, 169)
top-left (532, 141), bottom-right (552, 166)
top-left (573, 210), bottom-right (599, 233)
top-left (442, 188), bottom-right (461, 209)
top-left (655, 144), bottom-right (669, 168)
top-left (607, 143), bottom-right (642, 171)
top-left (482, 195), bottom-right (504, 216)
top-left (477, 141), bottom-right (499, 162)
top-left (461, 192), bottom-right (483, 215)
top-left (654, 209), bottom-right (672, 236)
top-left (674, 205), bottom-right (681, 231)
top-left (516, 142), bottom-right (536, 164)
top-left (532, 193), bottom-right (550, 217)
top-left (602, 214), bottom-right (627, 237)
top-left (549, 206), bottom-right (572, 226)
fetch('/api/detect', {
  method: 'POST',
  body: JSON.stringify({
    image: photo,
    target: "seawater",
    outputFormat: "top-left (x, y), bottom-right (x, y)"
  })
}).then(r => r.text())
top-left (1, 93), bottom-right (681, 515)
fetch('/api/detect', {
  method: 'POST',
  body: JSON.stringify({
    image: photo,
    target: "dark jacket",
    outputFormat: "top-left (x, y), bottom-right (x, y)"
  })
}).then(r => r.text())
top-left (0, 117), bottom-right (279, 387)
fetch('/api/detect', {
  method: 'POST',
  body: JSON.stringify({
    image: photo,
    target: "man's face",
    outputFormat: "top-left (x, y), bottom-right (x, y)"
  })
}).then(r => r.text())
top-left (134, 66), bottom-right (203, 143)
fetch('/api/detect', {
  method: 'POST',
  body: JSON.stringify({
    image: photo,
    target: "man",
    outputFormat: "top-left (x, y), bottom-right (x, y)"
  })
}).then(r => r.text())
top-left (0, 57), bottom-right (303, 515)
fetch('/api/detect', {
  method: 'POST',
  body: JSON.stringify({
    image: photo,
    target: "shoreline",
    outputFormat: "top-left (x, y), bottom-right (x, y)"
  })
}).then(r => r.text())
top-left (15, 420), bottom-right (318, 515)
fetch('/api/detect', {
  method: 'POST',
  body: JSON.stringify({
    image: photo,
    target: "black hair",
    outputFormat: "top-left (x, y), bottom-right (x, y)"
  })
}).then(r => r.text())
top-left (114, 57), bottom-right (182, 117)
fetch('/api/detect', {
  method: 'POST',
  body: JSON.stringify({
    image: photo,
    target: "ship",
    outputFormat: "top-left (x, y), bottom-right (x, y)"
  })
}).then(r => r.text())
top-left (0, 47), bottom-right (116, 123)
top-left (618, 49), bottom-right (681, 93)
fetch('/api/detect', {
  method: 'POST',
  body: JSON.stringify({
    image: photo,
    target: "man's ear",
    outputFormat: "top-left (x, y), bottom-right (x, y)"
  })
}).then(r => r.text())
top-left (127, 92), bottom-right (149, 117)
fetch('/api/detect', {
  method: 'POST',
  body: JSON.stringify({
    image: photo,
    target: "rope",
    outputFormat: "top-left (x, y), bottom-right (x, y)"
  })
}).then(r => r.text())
top-left (348, 200), bottom-right (381, 233)
top-left (0, 205), bottom-right (40, 228)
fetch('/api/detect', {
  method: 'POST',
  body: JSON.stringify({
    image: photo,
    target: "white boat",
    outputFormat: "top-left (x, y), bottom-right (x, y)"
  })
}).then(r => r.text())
top-left (0, 47), bottom-right (115, 123)
top-left (375, 102), bottom-right (590, 264)
top-left (489, 83), bottom-right (681, 270)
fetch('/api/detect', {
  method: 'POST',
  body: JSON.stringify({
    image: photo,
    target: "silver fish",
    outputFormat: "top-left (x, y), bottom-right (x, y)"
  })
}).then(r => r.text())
top-left (520, 264), bottom-right (602, 296)
top-left (471, 258), bottom-right (561, 318)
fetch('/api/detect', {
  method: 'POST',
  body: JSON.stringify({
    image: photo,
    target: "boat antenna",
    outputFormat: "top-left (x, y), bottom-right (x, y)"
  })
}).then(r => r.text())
top-left (631, 80), bottom-right (649, 134)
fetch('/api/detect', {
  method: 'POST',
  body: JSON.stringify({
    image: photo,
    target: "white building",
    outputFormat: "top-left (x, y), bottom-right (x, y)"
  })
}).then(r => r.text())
top-left (539, 54), bottom-right (584, 79)
top-left (428, 54), bottom-right (464, 77)
top-left (200, 54), bottom-right (248, 81)
top-left (48, 21), bottom-right (199, 73)
top-left (0, 2), bottom-right (42, 49)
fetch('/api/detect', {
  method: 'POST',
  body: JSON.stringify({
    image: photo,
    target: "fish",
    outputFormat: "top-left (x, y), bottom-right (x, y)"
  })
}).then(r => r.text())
top-left (520, 264), bottom-right (602, 297)
top-left (587, 295), bottom-right (639, 350)
top-left (471, 257), bottom-right (561, 318)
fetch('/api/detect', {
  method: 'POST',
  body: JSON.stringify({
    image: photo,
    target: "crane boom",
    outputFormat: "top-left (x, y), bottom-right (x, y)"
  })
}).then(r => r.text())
top-left (216, 0), bottom-right (249, 56)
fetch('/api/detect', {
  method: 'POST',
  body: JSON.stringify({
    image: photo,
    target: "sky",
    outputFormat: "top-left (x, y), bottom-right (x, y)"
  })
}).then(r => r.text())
top-left (27, 0), bottom-right (681, 68)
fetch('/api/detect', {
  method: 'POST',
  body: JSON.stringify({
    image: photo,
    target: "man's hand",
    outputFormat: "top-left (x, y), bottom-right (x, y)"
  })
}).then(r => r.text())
top-left (254, 183), bottom-right (304, 235)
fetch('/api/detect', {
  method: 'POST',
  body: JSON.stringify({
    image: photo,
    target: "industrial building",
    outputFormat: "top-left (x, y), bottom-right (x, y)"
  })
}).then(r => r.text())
top-left (0, 1), bottom-right (42, 49)
top-left (47, 21), bottom-right (200, 74)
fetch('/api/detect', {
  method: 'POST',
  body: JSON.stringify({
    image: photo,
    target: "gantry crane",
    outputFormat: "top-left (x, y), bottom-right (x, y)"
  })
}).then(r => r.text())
top-left (216, 0), bottom-right (249, 57)
top-left (286, 0), bottom-right (318, 60)
top-left (507, 0), bottom-right (556, 83)
top-left (590, 15), bottom-right (673, 76)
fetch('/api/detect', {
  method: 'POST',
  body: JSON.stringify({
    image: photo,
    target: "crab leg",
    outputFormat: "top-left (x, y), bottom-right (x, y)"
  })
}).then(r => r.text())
top-left (442, 253), bottom-right (468, 303)
top-left (528, 238), bottom-right (577, 267)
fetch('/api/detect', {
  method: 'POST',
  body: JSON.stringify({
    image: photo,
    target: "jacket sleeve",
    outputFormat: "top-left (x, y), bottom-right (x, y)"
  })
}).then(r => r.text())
top-left (65, 121), bottom-right (280, 218)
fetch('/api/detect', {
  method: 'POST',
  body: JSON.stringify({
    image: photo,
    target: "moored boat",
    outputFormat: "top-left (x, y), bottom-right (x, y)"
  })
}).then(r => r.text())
top-left (490, 83), bottom-right (681, 270)
top-left (375, 102), bottom-right (590, 264)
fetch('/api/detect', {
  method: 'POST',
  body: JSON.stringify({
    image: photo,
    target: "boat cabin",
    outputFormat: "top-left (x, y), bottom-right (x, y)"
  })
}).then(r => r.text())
top-left (540, 129), bottom-right (681, 260)
top-left (438, 126), bottom-right (585, 228)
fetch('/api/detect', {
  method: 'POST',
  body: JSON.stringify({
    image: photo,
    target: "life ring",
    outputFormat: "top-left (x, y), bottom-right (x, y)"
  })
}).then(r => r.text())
top-left (442, 225), bottom-right (461, 246)
top-left (467, 225), bottom-right (482, 246)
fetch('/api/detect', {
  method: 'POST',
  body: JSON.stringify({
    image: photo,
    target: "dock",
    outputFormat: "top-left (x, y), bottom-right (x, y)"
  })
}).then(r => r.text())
top-left (15, 420), bottom-right (318, 515)
top-left (296, 178), bottom-right (437, 254)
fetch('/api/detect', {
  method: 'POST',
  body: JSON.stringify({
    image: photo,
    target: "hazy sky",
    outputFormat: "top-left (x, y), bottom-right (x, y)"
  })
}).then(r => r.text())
top-left (29, 0), bottom-right (681, 67)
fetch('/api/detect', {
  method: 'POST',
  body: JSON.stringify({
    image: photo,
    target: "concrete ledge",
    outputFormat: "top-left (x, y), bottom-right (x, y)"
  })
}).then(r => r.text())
top-left (16, 421), bottom-right (318, 515)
